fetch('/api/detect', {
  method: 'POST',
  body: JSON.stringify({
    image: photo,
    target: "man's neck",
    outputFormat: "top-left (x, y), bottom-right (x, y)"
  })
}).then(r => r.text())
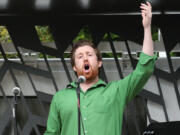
top-left (80, 77), bottom-right (99, 92)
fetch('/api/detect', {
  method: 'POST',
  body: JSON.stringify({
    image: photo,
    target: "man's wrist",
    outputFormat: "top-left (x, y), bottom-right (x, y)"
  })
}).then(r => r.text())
top-left (144, 25), bottom-right (151, 31)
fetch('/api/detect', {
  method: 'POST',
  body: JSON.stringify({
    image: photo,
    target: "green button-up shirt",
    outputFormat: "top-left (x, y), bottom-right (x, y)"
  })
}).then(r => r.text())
top-left (44, 52), bottom-right (157, 135)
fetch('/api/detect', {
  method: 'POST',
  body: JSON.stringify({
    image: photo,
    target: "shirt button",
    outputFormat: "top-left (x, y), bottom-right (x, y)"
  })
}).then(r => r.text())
top-left (83, 105), bottom-right (86, 109)
top-left (84, 96), bottom-right (87, 99)
top-left (84, 117), bottom-right (87, 121)
top-left (85, 130), bottom-right (88, 134)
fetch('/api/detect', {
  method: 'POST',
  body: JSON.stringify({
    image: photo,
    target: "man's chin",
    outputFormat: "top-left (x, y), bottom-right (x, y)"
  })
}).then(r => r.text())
top-left (76, 73), bottom-right (92, 80)
top-left (77, 70), bottom-right (98, 81)
top-left (85, 76), bottom-right (93, 81)
top-left (84, 73), bottom-right (98, 81)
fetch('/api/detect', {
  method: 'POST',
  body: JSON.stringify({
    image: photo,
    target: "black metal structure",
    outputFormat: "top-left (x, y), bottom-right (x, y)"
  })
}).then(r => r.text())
top-left (0, 0), bottom-right (180, 135)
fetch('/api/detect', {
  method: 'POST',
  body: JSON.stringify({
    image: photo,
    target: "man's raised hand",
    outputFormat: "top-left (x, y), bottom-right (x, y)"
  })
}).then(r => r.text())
top-left (140, 2), bottom-right (152, 29)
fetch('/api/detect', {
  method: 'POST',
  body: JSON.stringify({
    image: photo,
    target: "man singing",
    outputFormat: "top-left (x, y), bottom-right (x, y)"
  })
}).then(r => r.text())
top-left (44, 2), bottom-right (156, 135)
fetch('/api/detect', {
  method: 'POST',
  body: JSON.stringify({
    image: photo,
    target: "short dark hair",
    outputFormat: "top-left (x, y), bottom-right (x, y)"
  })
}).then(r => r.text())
top-left (70, 39), bottom-right (102, 67)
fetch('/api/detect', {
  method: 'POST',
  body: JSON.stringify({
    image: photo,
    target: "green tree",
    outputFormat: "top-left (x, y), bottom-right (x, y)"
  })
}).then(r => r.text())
top-left (0, 26), bottom-right (12, 43)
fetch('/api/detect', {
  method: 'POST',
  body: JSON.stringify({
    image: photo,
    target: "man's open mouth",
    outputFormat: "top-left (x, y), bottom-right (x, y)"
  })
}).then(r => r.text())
top-left (84, 64), bottom-right (90, 70)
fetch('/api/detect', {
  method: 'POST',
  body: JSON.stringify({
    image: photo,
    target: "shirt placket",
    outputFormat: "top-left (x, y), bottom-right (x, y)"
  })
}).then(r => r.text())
top-left (80, 90), bottom-right (89, 134)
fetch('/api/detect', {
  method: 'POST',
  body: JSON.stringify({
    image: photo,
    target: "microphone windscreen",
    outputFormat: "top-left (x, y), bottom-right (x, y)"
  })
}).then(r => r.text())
top-left (78, 76), bottom-right (86, 83)
top-left (12, 87), bottom-right (20, 95)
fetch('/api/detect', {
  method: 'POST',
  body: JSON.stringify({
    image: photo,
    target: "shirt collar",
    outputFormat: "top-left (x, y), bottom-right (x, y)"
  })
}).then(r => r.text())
top-left (66, 79), bottom-right (107, 89)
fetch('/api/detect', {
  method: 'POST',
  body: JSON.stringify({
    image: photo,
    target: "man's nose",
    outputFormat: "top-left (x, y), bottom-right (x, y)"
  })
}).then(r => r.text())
top-left (84, 55), bottom-right (88, 60)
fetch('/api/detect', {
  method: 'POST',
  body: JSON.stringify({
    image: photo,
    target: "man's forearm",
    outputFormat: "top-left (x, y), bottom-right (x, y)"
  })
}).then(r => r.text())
top-left (142, 26), bottom-right (154, 56)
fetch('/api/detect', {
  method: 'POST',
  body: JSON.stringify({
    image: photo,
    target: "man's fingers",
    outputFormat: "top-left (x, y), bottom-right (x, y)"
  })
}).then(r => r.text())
top-left (146, 1), bottom-right (152, 9)
top-left (141, 8), bottom-right (151, 14)
top-left (141, 9), bottom-right (151, 13)
top-left (140, 6), bottom-right (151, 13)
top-left (140, 6), bottom-right (149, 11)
top-left (140, 4), bottom-right (151, 9)
top-left (141, 3), bottom-right (147, 7)
top-left (141, 1), bottom-right (151, 7)
top-left (140, 2), bottom-right (152, 11)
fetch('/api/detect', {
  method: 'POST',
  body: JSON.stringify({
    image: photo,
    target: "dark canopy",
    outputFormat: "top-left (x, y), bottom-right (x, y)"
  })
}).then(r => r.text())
top-left (0, 0), bottom-right (179, 14)
top-left (0, 0), bottom-right (180, 50)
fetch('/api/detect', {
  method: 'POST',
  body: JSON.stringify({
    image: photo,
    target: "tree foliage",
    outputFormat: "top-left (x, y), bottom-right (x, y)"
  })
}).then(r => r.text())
top-left (0, 26), bottom-right (11, 43)
top-left (35, 26), bottom-right (54, 42)
top-left (0, 25), bottom-right (159, 44)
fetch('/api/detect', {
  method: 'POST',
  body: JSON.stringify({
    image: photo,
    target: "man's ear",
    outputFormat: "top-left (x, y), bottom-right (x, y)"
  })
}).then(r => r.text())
top-left (73, 66), bottom-right (77, 72)
top-left (98, 60), bottom-right (102, 68)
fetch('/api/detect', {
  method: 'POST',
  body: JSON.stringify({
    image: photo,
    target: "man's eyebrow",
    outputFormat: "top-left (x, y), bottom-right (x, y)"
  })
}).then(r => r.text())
top-left (86, 51), bottom-right (94, 54)
top-left (76, 52), bottom-right (83, 56)
top-left (77, 51), bottom-right (93, 55)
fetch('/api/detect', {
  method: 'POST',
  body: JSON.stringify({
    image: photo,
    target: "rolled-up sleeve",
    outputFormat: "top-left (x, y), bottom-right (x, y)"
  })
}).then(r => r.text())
top-left (44, 94), bottom-right (61, 135)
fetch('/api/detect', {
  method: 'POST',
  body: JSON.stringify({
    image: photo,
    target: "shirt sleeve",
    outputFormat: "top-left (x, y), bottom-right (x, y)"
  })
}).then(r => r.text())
top-left (119, 52), bottom-right (157, 104)
top-left (44, 94), bottom-right (61, 135)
